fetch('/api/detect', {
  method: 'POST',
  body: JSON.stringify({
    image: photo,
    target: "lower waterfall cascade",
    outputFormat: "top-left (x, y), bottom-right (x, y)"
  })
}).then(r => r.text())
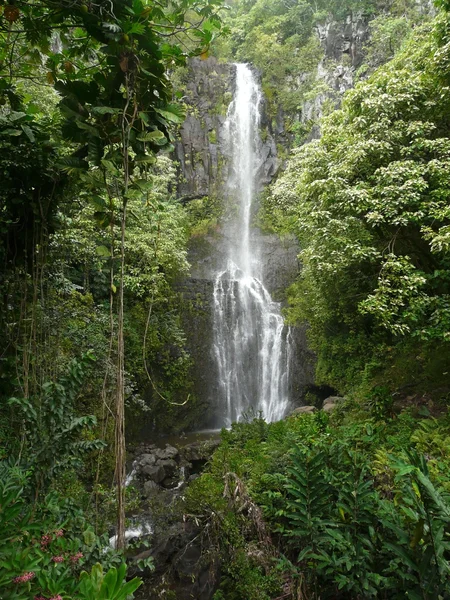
top-left (212, 63), bottom-right (292, 426)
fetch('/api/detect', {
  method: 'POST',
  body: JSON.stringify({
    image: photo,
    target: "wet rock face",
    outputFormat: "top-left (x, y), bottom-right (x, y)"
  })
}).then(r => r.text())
top-left (301, 14), bottom-right (371, 137)
top-left (186, 231), bottom-right (300, 297)
top-left (176, 57), bottom-right (280, 201)
top-left (129, 440), bottom-right (220, 496)
top-left (316, 14), bottom-right (370, 68)
top-left (175, 57), bottom-right (233, 200)
top-left (133, 521), bottom-right (220, 600)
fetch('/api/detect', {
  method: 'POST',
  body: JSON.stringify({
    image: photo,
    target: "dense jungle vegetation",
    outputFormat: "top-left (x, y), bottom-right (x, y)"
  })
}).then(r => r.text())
top-left (2, 0), bottom-right (450, 599)
top-left (0, 0), bottom-right (224, 597)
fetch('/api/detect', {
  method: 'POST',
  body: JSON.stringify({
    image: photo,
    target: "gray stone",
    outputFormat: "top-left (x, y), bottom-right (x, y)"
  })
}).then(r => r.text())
top-left (157, 459), bottom-right (177, 477)
top-left (323, 396), bottom-right (345, 406)
top-left (181, 440), bottom-right (220, 462)
top-left (162, 476), bottom-right (179, 489)
top-left (143, 480), bottom-right (161, 498)
top-left (291, 406), bottom-right (317, 415)
top-left (142, 464), bottom-right (166, 483)
top-left (139, 453), bottom-right (156, 467)
top-left (155, 445), bottom-right (179, 461)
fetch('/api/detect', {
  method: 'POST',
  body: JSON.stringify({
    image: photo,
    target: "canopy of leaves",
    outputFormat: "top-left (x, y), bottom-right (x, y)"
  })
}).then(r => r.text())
top-left (268, 13), bottom-right (450, 387)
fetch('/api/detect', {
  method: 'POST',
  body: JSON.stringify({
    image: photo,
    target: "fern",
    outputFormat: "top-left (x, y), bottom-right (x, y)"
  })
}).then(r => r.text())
top-left (284, 446), bottom-right (332, 559)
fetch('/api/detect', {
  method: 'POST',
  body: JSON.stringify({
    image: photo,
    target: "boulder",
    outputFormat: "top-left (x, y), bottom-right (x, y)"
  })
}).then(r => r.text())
top-left (139, 453), bottom-right (156, 467)
top-left (143, 481), bottom-right (160, 498)
top-left (291, 406), bottom-right (317, 415)
top-left (162, 476), bottom-right (180, 489)
top-left (154, 444), bottom-right (179, 461)
top-left (181, 440), bottom-right (220, 463)
top-left (157, 458), bottom-right (177, 477)
top-left (323, 396), bottom-right (345, 407)
top-left (142, 464), bottom-right (166, 483)
top-left (322, 403), bottom-right (337, 413)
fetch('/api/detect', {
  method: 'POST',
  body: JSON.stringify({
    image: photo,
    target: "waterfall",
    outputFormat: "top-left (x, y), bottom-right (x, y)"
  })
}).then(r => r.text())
top-left (213, 63), bottom-right (292, 427)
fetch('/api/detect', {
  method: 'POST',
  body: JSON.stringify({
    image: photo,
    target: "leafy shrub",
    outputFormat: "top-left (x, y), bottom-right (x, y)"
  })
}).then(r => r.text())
top-left (186, 410), bottom-right (450, 599)
top-left (6, 352), bottom-right (105, 495)
top-left (0, 464), bottom-right (141, 600)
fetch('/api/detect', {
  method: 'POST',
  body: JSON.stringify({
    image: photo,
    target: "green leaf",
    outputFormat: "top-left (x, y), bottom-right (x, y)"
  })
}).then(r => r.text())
top-left (113, 577), bottom-right (142, 600)
top-left (155, 105), bottom-right (185, 124)
top-left (76, 121), bottom-right (101, 137)
top-left (91, 106), bottom-right (119, 115)
top-left (21, 125), bottom-right (35, 142)
top-left (83, 528), bottom-right (97, 547)
top-left (134, 154), bottom-right (156, 164)
top-left (136, 130), bottom-right (166, 142)
top-left (9, 111), bottom-right (26, 121)
top-left (101, 159), bottom-right (120, 175)
top-left (2, 128), bottom-right (22, 136)
top-left (96, 245), bottom-right (111, 258)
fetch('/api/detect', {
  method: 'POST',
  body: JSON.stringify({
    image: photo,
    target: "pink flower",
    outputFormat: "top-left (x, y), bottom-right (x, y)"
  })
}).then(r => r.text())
top-left (41, 534), bottom-right (52, 547)
top-left (49, 596), bottom-right (63, 600)
top-left (34, 596), bottom-right (47, 600)
top-left (54, 529), bottom-right (64, 538)
top-left (13, 571), bottom-right (35, 583)
top-left (52, 556), bottom-right (64, 563)
top-left (70, 552), bottom-right (83, 563)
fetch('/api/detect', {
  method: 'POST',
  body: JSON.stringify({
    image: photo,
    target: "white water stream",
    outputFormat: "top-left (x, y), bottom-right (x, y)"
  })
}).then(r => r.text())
top-left (213, 64), bottom-right (292, 426)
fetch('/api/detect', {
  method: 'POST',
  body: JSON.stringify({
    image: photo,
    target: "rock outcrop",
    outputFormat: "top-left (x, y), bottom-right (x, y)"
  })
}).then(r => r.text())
top-left (291, 405), bottom-right (317, 415)
top-left (133, 521), bottom-right (219, 600)
top-left (322, 396), bottom-right (346, 412)
top-left (128, 439), bottom-right (220, 496)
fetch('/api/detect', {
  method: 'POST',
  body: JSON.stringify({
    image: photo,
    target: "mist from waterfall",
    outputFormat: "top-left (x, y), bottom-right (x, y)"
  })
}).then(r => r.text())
top-left (213, 63), bottom-right (292, 427)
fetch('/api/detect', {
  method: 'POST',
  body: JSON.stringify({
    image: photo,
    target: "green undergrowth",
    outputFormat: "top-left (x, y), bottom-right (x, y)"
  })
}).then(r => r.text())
top-left (0, 464), bottom-right (141, 600)
top-left (184, 405), bottom-right (450, 599)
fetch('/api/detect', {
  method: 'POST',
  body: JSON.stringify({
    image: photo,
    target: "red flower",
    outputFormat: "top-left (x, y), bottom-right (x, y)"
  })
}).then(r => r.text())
top-left (40, 534), bottom-right (52, 548)
top-left (70, 552), bottom-right (84, 563)
top-left (54, 529), bottom-right (64, 538)
top-left (13, 571), bottom-right (35, 583)
top-left (51, 556), bottom-right (64, 563)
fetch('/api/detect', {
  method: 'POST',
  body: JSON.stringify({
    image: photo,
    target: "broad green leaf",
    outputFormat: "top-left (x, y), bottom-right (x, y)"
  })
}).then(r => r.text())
top-left (155, 106), bottom-right (185, 124)
top-left (136, 130), bottom-right (166, 142)
top-left (91, 106), bottom-right (118, 115)
top-left (96, 245), bottom-right (111, 258)
top-left (21, 125), bottom-right (35, 142)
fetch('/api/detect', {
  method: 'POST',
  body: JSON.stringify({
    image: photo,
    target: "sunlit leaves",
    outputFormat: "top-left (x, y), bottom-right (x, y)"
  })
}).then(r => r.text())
top-left (269, 16), bottom-right (450, 345)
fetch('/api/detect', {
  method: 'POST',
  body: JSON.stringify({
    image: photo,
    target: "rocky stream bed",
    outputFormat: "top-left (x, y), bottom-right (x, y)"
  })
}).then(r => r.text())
top-left (121, 433), bottom-right (221, 600)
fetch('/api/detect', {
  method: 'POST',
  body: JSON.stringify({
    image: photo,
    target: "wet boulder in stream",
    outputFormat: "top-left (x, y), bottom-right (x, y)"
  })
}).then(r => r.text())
top-left (142, 464), bottom-right (166, 483)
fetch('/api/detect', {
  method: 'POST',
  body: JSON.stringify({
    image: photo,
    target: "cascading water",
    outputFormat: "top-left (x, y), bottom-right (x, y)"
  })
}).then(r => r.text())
top-left (213, 63), bottom-right (292, 426)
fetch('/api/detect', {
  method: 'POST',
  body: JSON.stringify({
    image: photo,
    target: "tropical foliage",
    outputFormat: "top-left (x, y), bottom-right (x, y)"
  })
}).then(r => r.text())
top-left (0, 0), bottom-right (226, 592)
top-left (267, 10), bottom-right (450, 392)
top-left (185, 408), bottom-right (450, 599)
top-left (2, 0), bottom-right (450, 597)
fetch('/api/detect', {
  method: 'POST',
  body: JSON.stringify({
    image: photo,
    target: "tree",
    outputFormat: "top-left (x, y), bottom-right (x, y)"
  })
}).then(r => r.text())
top-left (269, 12), bottom-right (450, 386)
top-left (1, 0), bottom-right (225, 548)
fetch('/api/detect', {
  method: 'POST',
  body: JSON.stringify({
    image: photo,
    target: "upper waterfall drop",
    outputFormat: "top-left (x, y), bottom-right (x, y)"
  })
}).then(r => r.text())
top-left (213, 63), bottom-right (292, 427)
